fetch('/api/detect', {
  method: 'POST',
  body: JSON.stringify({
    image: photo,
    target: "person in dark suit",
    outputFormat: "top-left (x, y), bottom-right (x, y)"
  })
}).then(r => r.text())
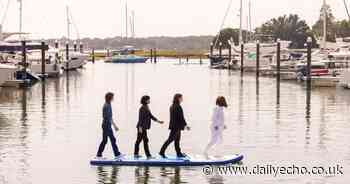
top-left (159, 93), bottom-right (190, 158)
top-left (134, 95), bottom-right (164, 158)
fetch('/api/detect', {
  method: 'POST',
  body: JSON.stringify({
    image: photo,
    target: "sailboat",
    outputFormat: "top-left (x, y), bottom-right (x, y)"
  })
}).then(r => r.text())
top-left (61, 5), bottom-right (88, 70)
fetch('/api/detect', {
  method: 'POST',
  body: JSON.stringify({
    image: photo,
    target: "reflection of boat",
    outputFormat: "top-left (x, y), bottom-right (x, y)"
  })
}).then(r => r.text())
top-left (107, 55), bottom-right (148, 63)
top-left (340, 70), bottom-right (350, 88)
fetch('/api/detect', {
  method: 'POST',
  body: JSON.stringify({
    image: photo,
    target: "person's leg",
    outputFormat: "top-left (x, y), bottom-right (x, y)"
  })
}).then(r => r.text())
top-left (174, 131), bottom-right (182, 156)
top-left (96, 129), bottom-right (108, 157)
top-left (159, 130), bottom-right (176, 155)
top-left (107, 128), bottom-right (121, 157)
top-left (142, 130), bottom-right (151, 157)
top-left (204, 130), bottom-right (222, 154)
top-left (134, 130), bottom-right (143, 155)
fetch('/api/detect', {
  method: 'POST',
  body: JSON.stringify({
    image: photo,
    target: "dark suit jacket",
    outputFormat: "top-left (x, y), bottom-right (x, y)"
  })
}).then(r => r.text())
top-left (169, 103), bottom-right (187, 130)
top-left (137, 105), bottom-right (158, 129)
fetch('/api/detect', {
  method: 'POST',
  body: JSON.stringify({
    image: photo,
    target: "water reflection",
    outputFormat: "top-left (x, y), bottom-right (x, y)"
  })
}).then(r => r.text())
top-left (135, 167), bottom-right (150, 184)
top-left (96, 166), bottom-right (120, 184)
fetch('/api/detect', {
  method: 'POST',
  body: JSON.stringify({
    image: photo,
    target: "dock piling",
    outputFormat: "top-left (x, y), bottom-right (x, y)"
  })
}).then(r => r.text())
top-left (65, 41), bottom-right (69, 71)
top-left (154, 48), bottom-right (157, 63)
top-left (73, 41), bottom-right (77, 52)
top-left (199, 55), bottom-right (202, 65)
top-left (276, 40), bottom-right (281, 104)
top-left (228, 43), bottom-right (232, 70)
top-left (240, 44), bottom-right (244, 73)
top-left (92, 48), bottom-right (95, 64)
top-left (21, 40), bottom-right (27, 80)
top-left (54, 40), bottom-right (59, 49)
top-left (219, 42), bottom-right (222, 59)
top-left (80, 42), bottom-right (83, 53)
top-left (256, 41), bottom-right (260, 78)
top-left (41, 41), bottom-right (46, 80)
top-left (150, 49), bottom-right (153, 63)
top-left (306, 37), bottom-right (312, 84)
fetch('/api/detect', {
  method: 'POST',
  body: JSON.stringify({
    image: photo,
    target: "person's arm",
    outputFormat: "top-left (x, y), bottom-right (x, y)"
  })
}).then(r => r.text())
top-left (178, 106), bottom-right (189, 130)
top-left (148, 109), bottom-right (164, 124)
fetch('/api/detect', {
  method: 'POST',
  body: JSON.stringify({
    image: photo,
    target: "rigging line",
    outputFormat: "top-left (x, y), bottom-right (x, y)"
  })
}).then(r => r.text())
top-left (68, 8), bottom-right (80, 40)
top-left (214, 0), bottom-right (233, 48)
top-left (1, 0), bottom-right (11, 25)
top-left (343, 0), bottom-right (350, 21)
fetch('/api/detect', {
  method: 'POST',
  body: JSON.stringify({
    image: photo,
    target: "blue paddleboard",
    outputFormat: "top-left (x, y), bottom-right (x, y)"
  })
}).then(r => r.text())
top-left (90, 154), bottom-right (243, 166)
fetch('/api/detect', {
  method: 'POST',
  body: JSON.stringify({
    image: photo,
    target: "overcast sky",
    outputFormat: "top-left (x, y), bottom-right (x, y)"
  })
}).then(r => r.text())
top-left (0, 0), bottom-right (349, 39)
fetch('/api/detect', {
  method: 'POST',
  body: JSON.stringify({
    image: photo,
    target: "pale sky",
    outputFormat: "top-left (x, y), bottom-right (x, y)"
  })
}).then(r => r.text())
top-left (0, 0), bottom-right (349, 39)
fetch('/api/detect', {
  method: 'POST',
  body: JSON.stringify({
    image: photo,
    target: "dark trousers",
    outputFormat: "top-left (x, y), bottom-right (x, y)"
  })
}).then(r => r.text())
top-left (97, 126), bottom-right (120, 157)
top-left (134, 129), bottom-right (151, 156)
top-left (159, 129), bottom-right (182, 155)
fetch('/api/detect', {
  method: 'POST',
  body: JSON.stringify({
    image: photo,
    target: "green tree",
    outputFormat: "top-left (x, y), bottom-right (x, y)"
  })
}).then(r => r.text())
top-left (335, 20), bottom-right (350, 38)
top-left (255, 14), bottom-right (317, 48)
top-left (212, 28), bottom-right (250, 48)
top-left (312, 3), bottom-right (336, 42)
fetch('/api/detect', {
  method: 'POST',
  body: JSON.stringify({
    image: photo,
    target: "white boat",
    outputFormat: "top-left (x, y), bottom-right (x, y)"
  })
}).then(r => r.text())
top-left (340, 70), bottom-right (350, 89)
top-left (0, 64), bottom-right (17, 87)
top-left (62, 51), bottom-right (88, 70)
top-left (27, 50), bottom-right (63, 77)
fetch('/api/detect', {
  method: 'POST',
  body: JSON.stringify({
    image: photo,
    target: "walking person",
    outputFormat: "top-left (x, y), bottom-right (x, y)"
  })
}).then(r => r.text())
top-left (134, 95), bottom-right (164, 158)
top-left (204, 96), bottom-right (228, 156)
top-left (159, 93), bottom-right (190, 158)
top-left (96, 92), bottom-right (123, 159)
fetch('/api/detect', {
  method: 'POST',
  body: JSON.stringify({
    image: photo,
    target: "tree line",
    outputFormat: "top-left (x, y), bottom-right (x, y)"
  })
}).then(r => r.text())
top-left (214, 4), bottom-right (350, 49)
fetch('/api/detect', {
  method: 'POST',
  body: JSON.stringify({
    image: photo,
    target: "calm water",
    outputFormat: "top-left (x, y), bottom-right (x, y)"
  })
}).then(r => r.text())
top-left (0, 59), bottom-right (349, 184)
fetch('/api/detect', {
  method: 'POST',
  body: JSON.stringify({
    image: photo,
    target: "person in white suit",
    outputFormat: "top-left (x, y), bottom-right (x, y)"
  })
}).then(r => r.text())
top-left (204, 96), bottom-right (228, 155)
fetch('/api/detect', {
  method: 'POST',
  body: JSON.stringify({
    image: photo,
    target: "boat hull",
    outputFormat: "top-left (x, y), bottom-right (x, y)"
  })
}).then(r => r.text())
top-left (109, 57), bottom-right (148, 64)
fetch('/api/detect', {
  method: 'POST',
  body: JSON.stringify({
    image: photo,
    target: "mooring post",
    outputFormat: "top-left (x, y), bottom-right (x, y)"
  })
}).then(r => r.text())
top-left (276, 39), bottom-right (281, 104)
top-left (65, 41), bottom-right (69, 71)
top-left (154, 48), bottom-right (157, 63)
top-left (219, 42), bottom-right (222, 59)
top-left (41, 41), bottom-right (46, 80)
top-left (80, 42), bottom-right (84, 53)
top-left (107, 48), bottom-right (110, 57)
top-left (186, 56), bottom-right (189, 64)
top-left (54, 40), bottom-right (59, 49)
top-left (210, 42), bottom-right (214, 66)
top-left (256, 40), bottom-right (260, 78)
top-left (241, 44), bottom-right (244, 73)
top-left (199, 55), bottom-right (203, 65)
top-left (228, 43), bottom-right (232, 70)
top-left (306, 37), bottom-right (312, 85)
top-left (179, 57), bottom-right (181, 65)
top-left (150, 49), bottom-right (153, 63)
top-left (73, 41), bottom-right (77, 52)
top-left (21, 40), bottom-right (27, 80)
top-left (92, 48), bottom-right (95, 64)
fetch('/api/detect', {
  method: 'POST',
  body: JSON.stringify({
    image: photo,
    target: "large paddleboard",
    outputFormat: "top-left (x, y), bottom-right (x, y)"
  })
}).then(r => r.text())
top-left (90, 154), bottom-right (243, 166)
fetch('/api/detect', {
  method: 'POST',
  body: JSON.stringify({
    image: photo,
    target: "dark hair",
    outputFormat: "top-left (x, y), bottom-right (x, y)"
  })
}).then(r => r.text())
top-left (105, 92), bottom-right (114, 103)
top-left (216, 96), bottom-right (228, 107)
top-left (140, 95), bottom-right (150, 105)
top-left (173, 93), bottom-right (183, 104)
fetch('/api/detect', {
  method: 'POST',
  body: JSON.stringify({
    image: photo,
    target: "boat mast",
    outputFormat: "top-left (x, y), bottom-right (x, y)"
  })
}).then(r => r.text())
top-left (66, 5), bottom-right (71, 41)
top-left (18, 0), bottom-right (23, 33)
top-left (322, 0), bottom-right (327, 49)
top-left (249, 0), bottom-right (252, 41)
top-left (239, 0), bottom-right (243, 44)
top-left (125, 1), bottom-right (128, 40)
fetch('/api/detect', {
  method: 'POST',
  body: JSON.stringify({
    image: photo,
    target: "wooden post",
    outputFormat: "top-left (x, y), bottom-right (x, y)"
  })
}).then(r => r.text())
top-left (107, 49), bottom-right (110, 57)
top-left (92, 49), bottom-right (95, 64)
top-left (219, 42), bottom-right (222, 59)
top-left (65, 41), bottom-right (69, 71)
top-left (73, 41), bottom-right (77, 52)
top-left (79, 42), bottom-right (83, 53)
top-left (228, 43), bottom-right (232, 70)
top-left (210, 42), bottom-right (214, 66)
top-left (150, 49), bottom-right (153, 63)
top-left (21, 40), bottom-right (27, 80)
top-left (54, 40), bottom-right (59, 49)
top-left (256, 41), bottom-right (260, 78)
top-left (276, 40), bottom-right (281, 104)
top-left (306, 37), bottom-right (312, 84)
top-left (179, 57), bottom-right (181, 65)
top-left (199, 55), bottom-right (202, 65)
top-left (154, 48), bottom-right (157, 63)
top-left (240, 44), bottom-right (244, 73)
top-left (41, 41), bottom-right (46, 79)
top-left (186, 56), bottom-right (189, 64)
